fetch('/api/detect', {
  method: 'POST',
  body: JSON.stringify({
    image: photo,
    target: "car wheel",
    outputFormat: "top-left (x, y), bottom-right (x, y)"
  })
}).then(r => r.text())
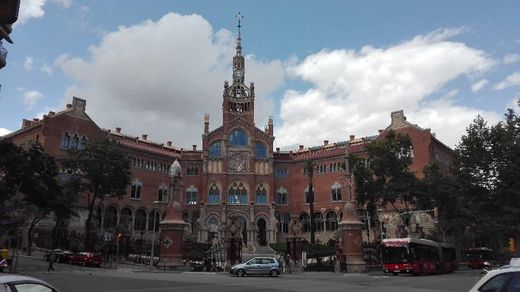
top-left (269, 270), bottom-right (279, 277)
top-left (236, 269), bottom-right (245, 277)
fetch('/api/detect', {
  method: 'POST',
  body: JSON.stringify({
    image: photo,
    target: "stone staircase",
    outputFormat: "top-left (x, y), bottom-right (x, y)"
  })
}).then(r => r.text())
top-left (241, 245), bottom-right (277, 261)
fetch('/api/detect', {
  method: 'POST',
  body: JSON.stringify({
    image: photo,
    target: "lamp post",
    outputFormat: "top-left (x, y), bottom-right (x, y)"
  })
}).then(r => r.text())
top-left (150, 200), bottom-right (162, 271)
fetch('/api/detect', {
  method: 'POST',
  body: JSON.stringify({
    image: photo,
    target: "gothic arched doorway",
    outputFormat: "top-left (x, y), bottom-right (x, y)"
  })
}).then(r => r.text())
top-left (257, 218), bottom-right (267, 246)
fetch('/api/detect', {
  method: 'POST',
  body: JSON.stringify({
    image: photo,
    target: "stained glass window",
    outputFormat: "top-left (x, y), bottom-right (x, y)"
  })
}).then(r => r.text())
top-left (209, 141), bottom-right (221, 158)
top-left (229, 129), bottom-right (248, 146)
top-left (255, 142), bottom-right (267, 159)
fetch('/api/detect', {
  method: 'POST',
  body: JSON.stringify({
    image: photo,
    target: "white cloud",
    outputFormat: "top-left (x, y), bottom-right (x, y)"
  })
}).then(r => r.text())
top-left (23, 90), bottom-right (44, 109)
top-left (0, 128), bottom-right (12, 136)
top-left (16, 0), bottom-right (71, 25)
top-left (276, 28), bottom-right (495, 148)
top-left (40, 63), bottom-right (53, 75)
top-left (56, 13), bottom-right (284, 148)
top-left (494, 72), bottom-right (520, 90)
top-left (503, 54), bottom-right (520, 65)
top-left (471, 79), bottom-right (489, 92)
top-left (23, 57), bottom-right (33, 71)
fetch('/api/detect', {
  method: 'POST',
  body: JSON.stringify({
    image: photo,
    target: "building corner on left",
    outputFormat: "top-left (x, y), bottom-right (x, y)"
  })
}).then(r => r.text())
top-left (0, 0), bottom-right (20, 71)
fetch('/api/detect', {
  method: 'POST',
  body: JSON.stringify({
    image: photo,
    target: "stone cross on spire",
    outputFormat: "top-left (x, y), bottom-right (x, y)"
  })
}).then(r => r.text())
top-left (235, 12), bottom-right (243, 56)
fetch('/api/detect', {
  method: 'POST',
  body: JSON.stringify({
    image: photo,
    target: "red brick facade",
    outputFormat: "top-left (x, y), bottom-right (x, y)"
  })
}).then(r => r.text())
top-left (4, 34), bottom-right (453, 247)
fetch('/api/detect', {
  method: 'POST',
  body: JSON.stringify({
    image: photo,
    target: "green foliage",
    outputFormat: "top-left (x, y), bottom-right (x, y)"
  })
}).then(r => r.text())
top-left (182, 239), bottom-right (211, 261)
top-left (65, 137), bottom-right (131, 250)
top-left (350, 130), bottom-right (419, 217)
top-left (303, 242), bottom-right (336, 258)
top-left (269, 242), bottom-right (287, 254)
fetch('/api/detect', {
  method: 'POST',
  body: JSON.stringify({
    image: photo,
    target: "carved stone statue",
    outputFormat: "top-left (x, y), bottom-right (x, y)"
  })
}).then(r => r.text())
top-left (288, 217), bottom-right (303, 237)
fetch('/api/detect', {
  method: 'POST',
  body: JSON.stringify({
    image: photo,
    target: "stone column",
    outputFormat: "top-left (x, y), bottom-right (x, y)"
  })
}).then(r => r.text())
top-left (339, 201), bottom-right (366, 273)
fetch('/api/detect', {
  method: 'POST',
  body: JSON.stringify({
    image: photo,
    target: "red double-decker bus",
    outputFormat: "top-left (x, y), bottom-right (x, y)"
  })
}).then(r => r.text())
top-left (381, 238), bottom-right (457, 275)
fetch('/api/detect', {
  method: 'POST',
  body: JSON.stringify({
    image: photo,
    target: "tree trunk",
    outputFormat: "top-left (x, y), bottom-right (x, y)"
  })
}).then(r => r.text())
top-left (26, 214), bottom-right (43, 256)
top-left (85, 192), bottom-right (96, 251)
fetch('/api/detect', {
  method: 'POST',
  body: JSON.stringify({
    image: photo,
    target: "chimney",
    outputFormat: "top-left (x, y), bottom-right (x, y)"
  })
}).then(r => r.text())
top-left (324, 140), bottom-right (329, 146)
top-left (142, 134), bottom-right (148, 141)
top-left (276, 147), bottom-right (280, 152)
top-left (204, 113), bottom-right (209, 134)
top-left (116, 127), bottom-right (121, 133)
top-left (192, 145), bottom-right (197, 151)
top-left (349, 135), bottom-right (355, 141)
top-left (299, 145), bottom-right (304, 151)
top-left (22, 119), bottom-right (32, 128)
top-left (267, 116), bottom-right (274, 136)
top-left (48, 111), bottom-right (55, 116)
top-left (378, 129), bottom-right (384, 134)
top-left (33, 118), bottom-right (39, 122)
top-left (167, 141), bottom-right (172, 147)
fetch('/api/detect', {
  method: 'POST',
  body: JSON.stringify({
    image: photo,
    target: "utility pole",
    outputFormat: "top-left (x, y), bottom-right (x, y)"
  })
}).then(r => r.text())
top-left (305, 160), bottom-right (315, 244)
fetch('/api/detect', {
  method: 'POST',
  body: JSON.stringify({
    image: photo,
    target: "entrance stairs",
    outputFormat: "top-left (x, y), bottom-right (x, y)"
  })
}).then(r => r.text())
top-left (241, 245), bottom-right (277, 262)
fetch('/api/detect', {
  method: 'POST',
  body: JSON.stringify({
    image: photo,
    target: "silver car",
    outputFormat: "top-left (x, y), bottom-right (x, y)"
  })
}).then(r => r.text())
top-left (0, 274), bottom-right (59, 292)
top-left (230, 257), bottom-right (280, 277)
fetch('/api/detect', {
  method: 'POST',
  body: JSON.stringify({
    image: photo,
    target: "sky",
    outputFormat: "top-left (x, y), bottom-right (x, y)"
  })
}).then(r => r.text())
top-left (0, 0), bottom-right (519, 150)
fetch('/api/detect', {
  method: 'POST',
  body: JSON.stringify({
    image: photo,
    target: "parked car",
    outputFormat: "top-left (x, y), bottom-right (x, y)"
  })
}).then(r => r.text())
top-left (44, 249), bottom-right (74, 263)
top-left (0, 274), bottom-right (59, 291)
top-left (230, 257), bottom-right (280, 277)
top-left (469, 266), bottom-right (520, 292)
top-left (69, 252), bottom-right (102, 267)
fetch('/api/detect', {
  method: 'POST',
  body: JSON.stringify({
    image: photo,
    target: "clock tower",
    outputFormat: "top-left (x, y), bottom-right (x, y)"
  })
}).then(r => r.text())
top-left (222, 12), bottom-right (255, 126)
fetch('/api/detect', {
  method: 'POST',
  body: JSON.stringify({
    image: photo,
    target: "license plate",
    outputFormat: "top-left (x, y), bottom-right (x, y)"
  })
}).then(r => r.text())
top-left (394, 270), bottom-right (400, 272)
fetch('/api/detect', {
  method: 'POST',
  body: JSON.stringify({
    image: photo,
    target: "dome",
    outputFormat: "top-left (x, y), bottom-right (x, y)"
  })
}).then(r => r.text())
top-left (169, 159), bottom-right (182, 177)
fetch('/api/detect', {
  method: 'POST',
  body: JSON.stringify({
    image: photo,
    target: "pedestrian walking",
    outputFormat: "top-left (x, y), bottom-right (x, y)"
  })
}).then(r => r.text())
top-left (285, 253), bottom-right (291, 274)
top-left (47, 252), bottom-right (55, 273)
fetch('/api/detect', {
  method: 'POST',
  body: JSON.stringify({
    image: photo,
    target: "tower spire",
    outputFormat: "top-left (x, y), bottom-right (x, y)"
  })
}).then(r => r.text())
top-left (235, 12), bottom-right (243, 56)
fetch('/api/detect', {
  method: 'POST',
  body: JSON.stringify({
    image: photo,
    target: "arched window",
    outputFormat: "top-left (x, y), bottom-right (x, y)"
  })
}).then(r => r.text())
top-left (325, 211), bottom-right (338, 231)
top-left (255, 183), bottom-right (267, 204)
top-left (71, 134), bottom-right (79, 149)
top-left (61, 132), bottom-right (70, 149)
top-left (134, 209), bottom-right (146, 231)
top-left (186, 186), bottom-right (198, 205)
top-left (275, 213), bottom-right (290, 233)
top-left (209, 141), bottom-right (221, 158)
top-left (148, 210), bottom-right (160, 232)
top-left (157, 184), bottom-right (168, 203)
top-left (313, 212), bottom-right (324, 232)
top-left (276, 187), bottom-right (288, 205)
top-left (228, 182), bottom-right (247, 204)
top-left (331, 182), bottom-right (342, 201)
top-left (255, 142), bottom-right (267, 159)
top-left (229, 129), bottom-right (248, 146)
top-left (78, 136), bottom-right (87, 150)
top-left (208, 183), bottom-right (220, 204)
top-left (103, 206), bottom-right (118, 229)
top-left (191, 211), bottom-right (200, 235)
top-left (300, 213), bottom-right (310, 233)
top-left (131, 180), bottom-right (143, 199)
top-left (304, 186), bottom-right (314, 204)
top-left (120, 208), bottom-right (133, 230)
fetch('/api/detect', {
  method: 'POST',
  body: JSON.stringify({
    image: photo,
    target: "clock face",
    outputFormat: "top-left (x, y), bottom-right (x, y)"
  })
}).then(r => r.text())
top-left (235, 69), bottom-right (243, 79)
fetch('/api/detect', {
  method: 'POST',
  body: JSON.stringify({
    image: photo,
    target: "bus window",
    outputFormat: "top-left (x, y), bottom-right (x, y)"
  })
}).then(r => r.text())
top-left (382, 246), bottom-right (409, 264)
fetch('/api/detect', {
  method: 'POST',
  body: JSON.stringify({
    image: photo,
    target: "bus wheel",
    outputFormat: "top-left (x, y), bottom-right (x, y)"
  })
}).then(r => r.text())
top-left (392, 272), bottom-right (398, 276)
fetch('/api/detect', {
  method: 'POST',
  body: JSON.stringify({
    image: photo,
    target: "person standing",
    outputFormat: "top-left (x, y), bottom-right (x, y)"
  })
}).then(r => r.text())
top-left (285, 253), bottom-right (291, 274)
top-left (47, 252), bottom-right (55, 273)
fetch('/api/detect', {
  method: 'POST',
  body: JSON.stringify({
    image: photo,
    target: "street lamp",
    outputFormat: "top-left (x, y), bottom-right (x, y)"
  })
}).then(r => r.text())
top-left (150, 200), bottom-right (163, 271)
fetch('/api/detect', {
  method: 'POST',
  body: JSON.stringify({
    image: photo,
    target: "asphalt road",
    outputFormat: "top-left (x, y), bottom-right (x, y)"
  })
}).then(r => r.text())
top-left (9, 255), bottom-right (483, 292)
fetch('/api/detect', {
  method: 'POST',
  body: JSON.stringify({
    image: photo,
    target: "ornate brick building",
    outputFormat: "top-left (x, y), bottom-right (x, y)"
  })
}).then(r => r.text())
top-left (3, 23), bottom-right (453, 249)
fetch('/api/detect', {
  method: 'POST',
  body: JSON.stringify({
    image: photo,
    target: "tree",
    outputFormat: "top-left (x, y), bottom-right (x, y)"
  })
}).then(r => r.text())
top-left (416, 163), bottom-right (465, 242)
top-left (349, 130), bottom-right (419, 233)
top-left (304, 160), bottom-right (316, 244)
top-left (22, 145), bottom-right (63, 255)
top-left (51, 174), bottom-right (80, 248)
top-left (66, 138), bottom-right (131, 251)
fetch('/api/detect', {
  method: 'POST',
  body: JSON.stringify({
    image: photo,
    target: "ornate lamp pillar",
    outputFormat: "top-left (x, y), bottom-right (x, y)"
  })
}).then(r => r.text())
top-left (159, 159), bottom-right (189, 269)
top-left (339, 201), bottom-right (366, 273)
